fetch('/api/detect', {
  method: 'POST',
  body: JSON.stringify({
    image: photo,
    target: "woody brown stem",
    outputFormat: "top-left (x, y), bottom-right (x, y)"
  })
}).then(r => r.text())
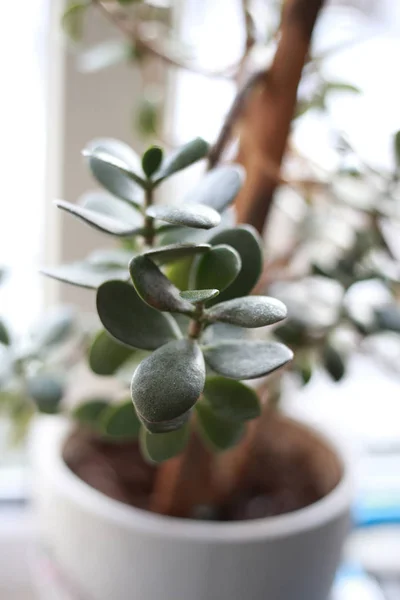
top-left (235, 0), bottom-right (326, 233)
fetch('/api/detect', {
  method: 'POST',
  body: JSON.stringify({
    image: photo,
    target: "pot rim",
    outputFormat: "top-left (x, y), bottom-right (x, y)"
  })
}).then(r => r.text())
top-left (32, 415), bottom-right (352, 543)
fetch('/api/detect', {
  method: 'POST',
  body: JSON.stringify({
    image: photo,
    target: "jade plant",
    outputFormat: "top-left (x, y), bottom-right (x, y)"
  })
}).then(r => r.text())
top-left (44, 137), bottom-right (293, 463)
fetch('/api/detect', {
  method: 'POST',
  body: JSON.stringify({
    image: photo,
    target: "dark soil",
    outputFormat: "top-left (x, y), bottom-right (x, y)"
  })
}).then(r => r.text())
top-left (63, 415), bottom-right (342, 521)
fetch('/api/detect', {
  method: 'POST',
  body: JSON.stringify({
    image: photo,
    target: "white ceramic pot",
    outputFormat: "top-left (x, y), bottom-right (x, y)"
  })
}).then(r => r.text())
top-left (30, 417), bottom-right (352, 600)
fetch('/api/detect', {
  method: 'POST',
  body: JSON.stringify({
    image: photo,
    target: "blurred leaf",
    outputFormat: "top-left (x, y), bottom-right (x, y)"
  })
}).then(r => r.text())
top-left (55, 200), bottom-right (144, 237)
top-left (97, 280), bottom-right (181, 350)
top-left (42, 261), bottom-right (128, 289)
top-left (32, 307), bottom-right (76, 349)
top-left (142, 146), bottom-right (163, 179)
top-left (274, 321), bottom-right (306, 347)
top-left (138, 410), bottom-right (191, 434)
top-left (131, 339), bottom-right (205, 425)
top-left (79, 40), bottom-right (131, 72)
top-left (86, 248), bottom-right (133, 269)
top-left (136, 98), bottom-right (159, 138)
top-left (154, 138), bottom-right (209, 183)
top-left (180, 289), bottom-right (219, 304)
top-left (143, 243), bottom-right (210, 265)
top-left (79, 190), bottom-right (144, 223)
top-left (195, 402), bottom-right (245, 451)
top-left (322, 344), bottom-right (346, 382)
top-left (27, 375), bottom-right (64, 414)
top-left (375, 305), bottom-right (400, 333)
top-left (129, 255), bottom-right (194, 314)
top-left (203, 341), bottom-right (293, 380)
top-left (146, 204), bottom-right (220, 230)
top-left (102, 400), bottom-right (141, 440)
top-left (325, 81), bottom-right (361, 95)
top-left (72, 399), bottom-right (110, 430)
top-left (394, 131), bottom-right (400, 170)
top-left (184, 165), bottom-right (244, 213)
top-left (62, 1), bottom-right (89, 42)
top-left (203, 377), bottom-right (260, 421)
top-left (206, 296), bottom-right (287, 328)
top-left (207, 226), bottom-right (263, 304)
top-left (89, 329), bottom-right (138, 376)
top-left (191, 244), bottom-right (241, 292)
top-left (139, 424), bottom-right (189, 463)
top-left (0, 319), bottom-right (11, 346)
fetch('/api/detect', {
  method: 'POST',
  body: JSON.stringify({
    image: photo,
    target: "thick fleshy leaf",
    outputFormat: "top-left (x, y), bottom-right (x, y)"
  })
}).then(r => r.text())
top-left (97, 280), bottom-right (181, 350)
top-left (195, 402), bottom-right (245, 451)
top-left (203, 377), bottom-right (260, 421)
top-left (138, 410), bottom-right (191, 434)
top-left (206, 296), bottom-right (287, 328)
top-left (129, 255), bottom-right (194, 314)
top-left (322, 344), bottom-right (346, 382)
top-left (72, 399), bottom-right (110, 430)
top-left (146, 204), bottom-right (220, 230)
top-left (180, 289), bottom-right (219, 303)
top-left (203, 341), bottom-right (293, 380)
top-left (55, 200), bottom-right (143, 237)
top-left (85, 150), bottom-right (147, 204)
top-left (79, 190), bottom-right (144, 223)
top-left (139, 424), bottom-right (189, 463)
top-left (131, 339), bottom-right (205, 424)
top-left (184, 165), bottom-right (245, 212)
top-left (143, 243), bottom-right (210, 265)
top-left (32, 307), bottom-right (76, 349)
top-left (142, 146), bottom-right (163, 178)
top-left (86, 248), bottom-right (133, 269)
top-left (27, 375), bottom-right (64, 414)
top-left (0, 319), bottom-right (11, 346)
top-left (165, 257), bottom-right (194, 290)
top-left (89, 329), bottom-right (138, 375)
top-left (191, 244), bottom-right (241, 292)
top-left (42, 261), bottom-right (128, 289)
top-left (207, 226), bottom-right (263, 303)
top-left (154, 138), bottom-right (209, 183)
top-left (102, 400), bottom-right (141, 440)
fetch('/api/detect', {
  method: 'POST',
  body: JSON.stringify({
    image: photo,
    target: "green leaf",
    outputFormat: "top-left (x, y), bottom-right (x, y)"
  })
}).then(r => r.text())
top-left (62, 1), bottom-right (88, 42)
top-left (274, 321), bottom-right (306, 347)
top-left (89, 329), bottom-right (138, 376)
top-left (136, 98), bottom-right (159, 138)
top-left (142, 146), bottom-right (163, 179)
top-left (191, 244), bottom-right (241, 292)
top-left (97, 280), bottom-right (181, 350)
top-left (102, 400), bottom-right (141, 440)
top-left (298, 358), bottom-right (313, 385)
top-left (203, 341), bottom-right (293, 380)
top-left (139, 424), bottom-right (189, 463)
top-left (32, 307), bottom-right (76, 349)
top-left (42, 261), bottom-right (128, 289)
top-left (184, 165), bottom-right (245, 212)
top-left (79, 190), bottom-right (144, 223)
top-left (164, 257), bottom-right (194, 290)
top-left (0, 319), bottom-right (11, 346)
top-left (322, 344), bottom-right (346, 382)
top-left (131, 339), bottom-right (205, 424)
top-left (203, 377), bottom-right (260, 421)
top-left (72, 399), bottom-right (110, 430)
top-left (27, 375), bottom-right (64, 414)
top-left (154, 138), bottom-right (209, 183)
top-left (143, 243), bottom-right (211, 265)
top-left (207, 226), bottom-right (263, 303)
top-left (146, 204), bottom-right (220, 230)
top-left (138, 410), bottom-right (191, 434)
top-left (85, 150), bottom-right (147, 202)
top-left (195, 402), bottom-right (245, 451)
top-left (325, 81), bottom-right (361, 95)
top-left (79, 40), bottom-right (131, 73)
top-left (55, 200), bottom-right (144, 237)
top-left (180, 289), bottom-right (219, 304)
top-left (129, 255), bottom-right (194, 315)
top-left (206, 296), bottom-right (287, 328)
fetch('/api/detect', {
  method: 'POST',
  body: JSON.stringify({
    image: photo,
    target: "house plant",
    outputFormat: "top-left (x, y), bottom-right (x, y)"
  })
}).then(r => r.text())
top-left (31, 137), bottom-right (352, 600)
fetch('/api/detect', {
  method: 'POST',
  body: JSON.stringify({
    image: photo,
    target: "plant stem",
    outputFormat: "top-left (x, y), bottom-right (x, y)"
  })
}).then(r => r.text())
top-left (143, 186), bottom-right (155, 246)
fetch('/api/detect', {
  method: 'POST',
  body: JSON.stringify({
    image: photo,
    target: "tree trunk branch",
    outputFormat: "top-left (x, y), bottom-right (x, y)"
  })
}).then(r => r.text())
top-left (235, 0), bottom-right (326, 233)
